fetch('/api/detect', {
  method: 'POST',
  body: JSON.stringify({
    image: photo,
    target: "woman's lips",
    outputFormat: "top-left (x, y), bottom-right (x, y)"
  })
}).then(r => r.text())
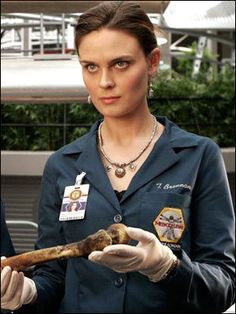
top-left (100, 96), bottom-right (120, 104)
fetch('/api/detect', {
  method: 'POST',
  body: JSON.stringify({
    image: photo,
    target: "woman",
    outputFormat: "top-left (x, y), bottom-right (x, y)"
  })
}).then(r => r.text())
top-left (66, 202), bottom-right (81, 212)
top-left (1, 2), bottom-right (235, 313)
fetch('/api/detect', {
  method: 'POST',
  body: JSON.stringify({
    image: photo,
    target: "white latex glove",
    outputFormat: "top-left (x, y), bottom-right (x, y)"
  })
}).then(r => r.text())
top-left (1, 257), bottom-right (37, 311)
top-left (89, 227), bottom-right (177, 282)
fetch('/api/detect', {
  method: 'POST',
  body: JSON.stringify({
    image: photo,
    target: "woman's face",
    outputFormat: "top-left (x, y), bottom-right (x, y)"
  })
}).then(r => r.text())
top-left (71, 202), bottom-right (77, 211)
top-left (78, 28), bottom-right (159, 119)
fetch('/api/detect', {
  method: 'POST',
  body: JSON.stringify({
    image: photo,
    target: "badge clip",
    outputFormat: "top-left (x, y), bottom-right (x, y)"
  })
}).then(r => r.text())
top-left (75, 171), bottom-right (86, 186)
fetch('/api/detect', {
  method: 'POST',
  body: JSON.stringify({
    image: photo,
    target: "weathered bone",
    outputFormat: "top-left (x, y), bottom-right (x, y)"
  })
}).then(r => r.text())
top-left (1, 223), bottom-right (130, 271)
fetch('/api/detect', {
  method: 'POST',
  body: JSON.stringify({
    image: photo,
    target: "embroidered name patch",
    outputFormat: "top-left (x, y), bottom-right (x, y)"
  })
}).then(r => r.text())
top-left (153, 207), bottom-right (185, 243)
top-left (156, 183), bottom-right (192, 191)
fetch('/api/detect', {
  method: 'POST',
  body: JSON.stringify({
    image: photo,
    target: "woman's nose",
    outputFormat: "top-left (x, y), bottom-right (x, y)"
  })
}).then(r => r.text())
top-left (99, 70), bottom-right (115, 89)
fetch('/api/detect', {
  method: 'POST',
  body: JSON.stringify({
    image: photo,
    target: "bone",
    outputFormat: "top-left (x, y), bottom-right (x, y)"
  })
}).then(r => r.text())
top-left (1, 223), bottom-right (130, 271)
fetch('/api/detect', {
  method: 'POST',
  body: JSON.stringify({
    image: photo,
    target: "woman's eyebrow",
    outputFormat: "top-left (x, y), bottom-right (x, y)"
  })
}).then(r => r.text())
top-left (79, 59), bottom-right (93, 64)
top-left (79, 55), bottom-right (133, 65)
top-left (108, 56), bottom-right (133, 65)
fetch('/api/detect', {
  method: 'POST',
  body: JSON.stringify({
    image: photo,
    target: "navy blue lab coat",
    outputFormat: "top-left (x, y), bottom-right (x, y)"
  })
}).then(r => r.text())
top-left (33, 117), bottom-right (235, 313)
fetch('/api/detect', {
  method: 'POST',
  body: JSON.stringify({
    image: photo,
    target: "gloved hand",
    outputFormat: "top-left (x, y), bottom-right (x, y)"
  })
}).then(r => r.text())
top-left (89, 227), bottom-right (178, 282)
top-left (1, 257), bottom-right (37, 311)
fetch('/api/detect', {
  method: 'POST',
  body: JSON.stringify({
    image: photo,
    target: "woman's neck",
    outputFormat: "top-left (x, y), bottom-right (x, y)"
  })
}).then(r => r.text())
top-left (101, 112), bottom-right (154, 146)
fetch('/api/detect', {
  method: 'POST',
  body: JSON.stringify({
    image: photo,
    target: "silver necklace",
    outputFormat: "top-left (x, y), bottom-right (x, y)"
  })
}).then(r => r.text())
top-left (98, 115), bottom-right (158, 178)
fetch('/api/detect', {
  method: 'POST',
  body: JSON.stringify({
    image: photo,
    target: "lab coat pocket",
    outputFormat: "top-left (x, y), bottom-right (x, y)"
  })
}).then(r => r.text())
top-left (139, 192), bottom-right (191, 235)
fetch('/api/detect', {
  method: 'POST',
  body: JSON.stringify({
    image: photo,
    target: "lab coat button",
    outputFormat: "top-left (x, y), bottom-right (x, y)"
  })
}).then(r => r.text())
top-left (114, 214), bottom-right (122, 223)
top-left (114, 277), bottom-right (123, 287)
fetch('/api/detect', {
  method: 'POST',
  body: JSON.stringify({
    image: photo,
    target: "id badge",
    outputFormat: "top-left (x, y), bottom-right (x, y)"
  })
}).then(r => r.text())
top-left (59, 184), bottom-right (90, 221)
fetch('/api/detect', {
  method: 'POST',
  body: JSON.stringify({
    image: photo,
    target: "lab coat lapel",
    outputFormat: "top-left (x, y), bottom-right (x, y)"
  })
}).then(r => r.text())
top-left (75, 128), bottom-right (120, 210)
top-left (64, 117), bottom-right (198, 207)
top-left (122, 131), bottom-right (180, 201)
top-left (122, 117), bottom-right (199, 202)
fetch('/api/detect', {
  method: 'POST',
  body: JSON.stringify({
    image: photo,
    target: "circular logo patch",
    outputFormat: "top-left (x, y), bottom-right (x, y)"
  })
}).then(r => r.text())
top-left (69, 189), bottom-right (82, 200)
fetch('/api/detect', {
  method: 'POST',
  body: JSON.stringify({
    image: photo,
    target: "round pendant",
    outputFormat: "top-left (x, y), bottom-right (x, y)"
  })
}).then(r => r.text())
top-left (129, 163), bottom-right (136, 171)
top-left (115, 167), bottom-right (126, 178)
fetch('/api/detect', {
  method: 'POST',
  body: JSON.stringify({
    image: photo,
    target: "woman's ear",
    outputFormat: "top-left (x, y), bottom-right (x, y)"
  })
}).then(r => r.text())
top-left (147, 48), bottom-right (160, 76)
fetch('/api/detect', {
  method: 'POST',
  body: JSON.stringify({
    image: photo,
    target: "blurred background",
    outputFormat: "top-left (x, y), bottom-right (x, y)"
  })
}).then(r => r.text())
top-left (1, 0), bottom-right (235, 264)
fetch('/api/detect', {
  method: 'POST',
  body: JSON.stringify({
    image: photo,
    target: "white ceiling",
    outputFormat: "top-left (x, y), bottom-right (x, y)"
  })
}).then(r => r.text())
top-left (163, 1), bottom-right (235, 30)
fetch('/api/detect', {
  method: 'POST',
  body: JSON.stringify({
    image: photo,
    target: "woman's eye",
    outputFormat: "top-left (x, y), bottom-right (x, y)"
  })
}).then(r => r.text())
top-left (86, 64), bottom-right (97, 72)
top-left (115, 61), bottom-right (129, 69)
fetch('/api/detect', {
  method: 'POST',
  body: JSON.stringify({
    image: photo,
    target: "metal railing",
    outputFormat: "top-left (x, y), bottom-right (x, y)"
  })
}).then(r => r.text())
top-left (6, 219), bottom-right (38, 229)
top-left (1, 97), bottom-right (235, 149)
top-left (6, 219), bottom-right (38, 254)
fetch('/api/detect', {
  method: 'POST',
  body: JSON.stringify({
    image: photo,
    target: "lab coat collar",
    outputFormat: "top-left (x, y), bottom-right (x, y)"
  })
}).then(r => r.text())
top-left (158, 116), bottom-right (199, 148)
top-left (122, 117), bottom-right (199, 201)
top-left (62, 120), bottom-right (101, 155)
top-left (63, 120), bottom-right (120, 209)
top-left (62, 117), bottom-right (199, 205)
top-left (62, 117), bottom-right (199, 155)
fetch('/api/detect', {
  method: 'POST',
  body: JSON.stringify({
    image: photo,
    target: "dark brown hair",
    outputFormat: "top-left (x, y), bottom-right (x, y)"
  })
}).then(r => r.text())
top-left (75, 1), bottom-right (158, 56)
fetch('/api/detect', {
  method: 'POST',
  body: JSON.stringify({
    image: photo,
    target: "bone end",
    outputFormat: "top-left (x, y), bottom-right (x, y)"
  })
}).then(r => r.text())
top-left (107, 223), bottom-right (130, 244)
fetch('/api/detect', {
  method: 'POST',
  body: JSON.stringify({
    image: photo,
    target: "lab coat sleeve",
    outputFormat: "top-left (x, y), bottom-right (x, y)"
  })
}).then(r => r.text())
top-left (162, 140), bottom-right (235, 313)
top-left (32, 154), bottom-right (66, 314)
